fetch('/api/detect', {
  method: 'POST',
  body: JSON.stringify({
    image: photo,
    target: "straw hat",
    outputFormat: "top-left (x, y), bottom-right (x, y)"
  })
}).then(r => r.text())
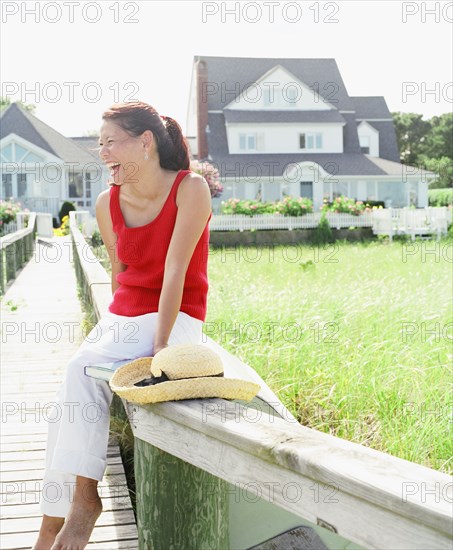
top-left (109, 344), bottom-right (261, 404)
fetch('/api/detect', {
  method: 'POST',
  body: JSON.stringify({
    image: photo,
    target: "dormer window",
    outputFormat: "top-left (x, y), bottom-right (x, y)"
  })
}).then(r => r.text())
top-left (360, 135), bottom-right (370, 154)
top-left (299, 133), bottom-right (322, 150)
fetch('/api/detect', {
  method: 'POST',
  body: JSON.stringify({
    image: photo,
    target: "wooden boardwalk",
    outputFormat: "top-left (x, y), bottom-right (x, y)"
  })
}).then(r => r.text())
top-left (0, 237), bottom-right (138, 549)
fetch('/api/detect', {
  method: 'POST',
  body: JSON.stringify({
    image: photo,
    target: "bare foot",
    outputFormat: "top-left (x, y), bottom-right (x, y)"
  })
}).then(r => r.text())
top-left (50, 477), bottom-right (102, 550)
top-left (32, 515), bottom-right (65, 550)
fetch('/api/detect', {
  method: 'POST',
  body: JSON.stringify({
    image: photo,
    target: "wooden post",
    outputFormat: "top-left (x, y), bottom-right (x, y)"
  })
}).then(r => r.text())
top-left (134, 437), bottom-right (229, 550)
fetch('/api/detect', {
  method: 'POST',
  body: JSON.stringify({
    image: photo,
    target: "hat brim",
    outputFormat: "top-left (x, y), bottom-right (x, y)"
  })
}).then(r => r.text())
top-left (110, 357), bottom-right (261, 404)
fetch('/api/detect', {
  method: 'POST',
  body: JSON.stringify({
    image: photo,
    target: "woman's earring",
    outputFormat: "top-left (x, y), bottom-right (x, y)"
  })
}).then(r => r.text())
top-left (144, 151), bottom-right (149, 161)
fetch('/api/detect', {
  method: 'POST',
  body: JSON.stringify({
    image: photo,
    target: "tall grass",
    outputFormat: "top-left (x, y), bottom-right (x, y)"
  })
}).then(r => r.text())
top-left (206, 238), bottom-right (452, 473)
top-left (93, 236), bottom-right (451, 473)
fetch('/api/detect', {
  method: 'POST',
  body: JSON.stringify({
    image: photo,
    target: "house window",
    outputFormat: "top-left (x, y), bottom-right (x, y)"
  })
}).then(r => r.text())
top-left (18, 174), bottom-right (27, 197)
top-left (299, 133), bottom-right (322, 150)
top-left (300, 181), bottom-right (313, 199)
top-left (332, 181), bottom-right (348, 199)
top-left (239, 133), bottom-right (263, 151)
top-left (0, 144), bottom-right (13, 162)
top-left (85, 173), bottom-right (92, 199)
top-left (366, 181), bottom-right (377, 201)
top-left (360, 136), bottom-right (370, 154)
top-left (1, 174), bottom-right (12, 198)
top-left (68, 172), bottom-right (84, 198)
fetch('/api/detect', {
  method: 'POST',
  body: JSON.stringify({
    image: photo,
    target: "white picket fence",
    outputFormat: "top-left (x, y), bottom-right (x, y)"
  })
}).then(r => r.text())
top-left (209, 212), bottom-right (373, 231)
top-left (209, 207), bottom-right (451, 240)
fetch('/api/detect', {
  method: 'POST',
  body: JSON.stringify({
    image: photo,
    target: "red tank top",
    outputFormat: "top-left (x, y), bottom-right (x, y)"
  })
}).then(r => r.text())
top-left (108, 169), bottom-right (211, 321)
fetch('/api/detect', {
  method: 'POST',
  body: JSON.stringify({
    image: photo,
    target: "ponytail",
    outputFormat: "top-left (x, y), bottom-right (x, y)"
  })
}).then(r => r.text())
top-left (160, 116), bottom-right (190, 171)
top-left (102, 101), bottom-right (190, 171)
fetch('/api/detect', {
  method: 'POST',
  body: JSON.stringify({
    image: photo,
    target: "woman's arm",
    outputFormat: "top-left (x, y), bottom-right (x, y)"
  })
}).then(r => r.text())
top-left (95, 189), bottom-right (126, 294)
top-left (153, 173), bottom-right (212, 354)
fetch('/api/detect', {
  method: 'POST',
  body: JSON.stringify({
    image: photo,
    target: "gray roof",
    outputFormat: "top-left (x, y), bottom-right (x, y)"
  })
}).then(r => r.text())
top-left (208, 153), bottom-right (385, 177)
top-left (364, 155), bottom-right (435, 178)
top-left (224, 110), bottom-right (346, 124)
top-left (208, 152), bottom-right (432, 178)
top-left (0, 103), bottom-right (102, 166)
top-left (196, 56), bottom-right (402, 165)
top-left (360, 120), bottom-right (401, 163)
top-left (71, 136), bottom-right (102, 160)
top-left (196, 56), bottom-right (355, 111)
top-left (351, 96), bottom-right (393, 119)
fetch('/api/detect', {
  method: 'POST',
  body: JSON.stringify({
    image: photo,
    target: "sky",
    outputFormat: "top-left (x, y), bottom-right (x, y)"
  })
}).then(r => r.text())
top-left (1, 0), bottom-right (452, 137)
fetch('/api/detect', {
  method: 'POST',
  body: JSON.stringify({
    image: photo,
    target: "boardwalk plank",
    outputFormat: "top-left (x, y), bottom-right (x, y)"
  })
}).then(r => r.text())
top-left (0, 236), bottom-right (138, 548)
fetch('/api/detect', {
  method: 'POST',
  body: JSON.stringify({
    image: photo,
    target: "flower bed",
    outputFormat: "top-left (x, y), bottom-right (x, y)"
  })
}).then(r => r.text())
top-left (221, 196), bottom-right (314, 216)
top-left (321, 196), bottom-right (370, 216)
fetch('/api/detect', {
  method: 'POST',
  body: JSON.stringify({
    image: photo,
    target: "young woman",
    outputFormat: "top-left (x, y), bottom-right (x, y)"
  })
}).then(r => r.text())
top-left (33, 101), bottom-right (212, 550)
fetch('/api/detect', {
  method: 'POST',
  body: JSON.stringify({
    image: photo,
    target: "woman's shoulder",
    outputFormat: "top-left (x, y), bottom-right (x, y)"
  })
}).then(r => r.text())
top-left (176, 171), bottom-right (211, 208)
top-left (95, 187), bottom-right (111, 209)
top-left (95, 187), bottom-right (116, 218)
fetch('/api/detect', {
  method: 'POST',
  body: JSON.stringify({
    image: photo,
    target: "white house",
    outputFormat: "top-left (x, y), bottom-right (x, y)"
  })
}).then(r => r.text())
top-left (0, 103), bottom-right (108, 218)
top-left (186, 56), bottom-right (437, 211)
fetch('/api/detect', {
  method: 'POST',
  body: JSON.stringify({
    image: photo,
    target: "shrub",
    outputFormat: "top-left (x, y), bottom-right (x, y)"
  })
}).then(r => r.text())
top-left (275, 196), bottom-right (313, 216)
top-left (428, 188), bottom-right (452, 207)
top-left (220, 196), bottom-right (313, 216)
top-left (363, 200), bottom-right (385, 209)
top-left (58, 201), bottom-right (76, 223)
top-left (53, 215), bottom-right (70, 237)
top-left (0, 199), bottom-right (22, 225)
top-left (190, 160), bottom-right (224, 198)
top-left (310, 213), bottom-right (335, 245)
top-left (220, 198), bottom-right (275, 216)
top-left (321, 196), bottom-right (367, 215)
top-left (90, 229), bottom-right (104, 247)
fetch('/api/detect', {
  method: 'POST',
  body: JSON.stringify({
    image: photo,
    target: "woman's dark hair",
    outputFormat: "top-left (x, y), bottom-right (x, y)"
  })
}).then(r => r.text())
top-left (101, 101), bottom-right (190, 171)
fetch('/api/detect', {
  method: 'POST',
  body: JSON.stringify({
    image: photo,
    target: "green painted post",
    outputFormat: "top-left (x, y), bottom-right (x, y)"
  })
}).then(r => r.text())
top-left (135, 438), bottom-right (229, 550)
top-left (0, 248), bottom-right (5, 294)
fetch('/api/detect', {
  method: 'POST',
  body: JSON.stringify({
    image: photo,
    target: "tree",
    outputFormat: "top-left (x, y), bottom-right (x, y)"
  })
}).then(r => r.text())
top-left (392, 112), bottom-right (431, 165)
top-left (392, 111), bottom-right (452, 188)
top-left (422, 113), bottom-right (453, 160)
top-left (0, 97), bottom-right (36, 114)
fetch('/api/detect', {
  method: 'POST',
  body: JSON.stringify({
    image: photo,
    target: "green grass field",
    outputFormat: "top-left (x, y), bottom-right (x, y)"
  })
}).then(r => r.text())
top-left (94, 237), bottom-right (452, 473)
top-left (204, 238), bottom-right (452, 473)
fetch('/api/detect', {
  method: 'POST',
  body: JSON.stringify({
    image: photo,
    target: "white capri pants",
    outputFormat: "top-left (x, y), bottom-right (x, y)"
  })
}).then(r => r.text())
top-left (40, 310), bottom-right (203, 518)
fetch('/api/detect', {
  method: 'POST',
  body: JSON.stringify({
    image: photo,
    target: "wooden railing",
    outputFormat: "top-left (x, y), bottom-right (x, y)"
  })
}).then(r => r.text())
top-left (0, 212), bottom-right (37, 294)
top-left (69, 215), bottom-right (452, 550)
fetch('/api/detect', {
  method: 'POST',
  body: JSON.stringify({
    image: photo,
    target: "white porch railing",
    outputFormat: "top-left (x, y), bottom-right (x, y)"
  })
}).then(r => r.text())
top-left (374, 207), bottom-right (451, 241)
top-left (21, 196), bottom-right (60, 217)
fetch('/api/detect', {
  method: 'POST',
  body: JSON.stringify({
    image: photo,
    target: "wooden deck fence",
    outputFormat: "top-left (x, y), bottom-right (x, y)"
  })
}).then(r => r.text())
top-left (0, 212), bottom-right (37, 294)
top-left (69, 212), bottom-right (452, 550)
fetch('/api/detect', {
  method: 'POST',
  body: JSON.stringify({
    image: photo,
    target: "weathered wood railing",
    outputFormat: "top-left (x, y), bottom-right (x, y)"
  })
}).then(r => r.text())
top-left (0, 212), bottom-right (37, 294)
top-left (70, 214), bottom-right (452, 550)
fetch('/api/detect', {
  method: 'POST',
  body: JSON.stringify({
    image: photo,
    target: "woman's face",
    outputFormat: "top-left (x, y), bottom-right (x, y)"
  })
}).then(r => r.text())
top-left (98, 120), bottom-right (146, 185)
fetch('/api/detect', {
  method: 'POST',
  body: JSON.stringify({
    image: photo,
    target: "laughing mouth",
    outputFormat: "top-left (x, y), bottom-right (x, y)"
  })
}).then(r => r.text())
top-left (107, 163), bottom-right (121, 183)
